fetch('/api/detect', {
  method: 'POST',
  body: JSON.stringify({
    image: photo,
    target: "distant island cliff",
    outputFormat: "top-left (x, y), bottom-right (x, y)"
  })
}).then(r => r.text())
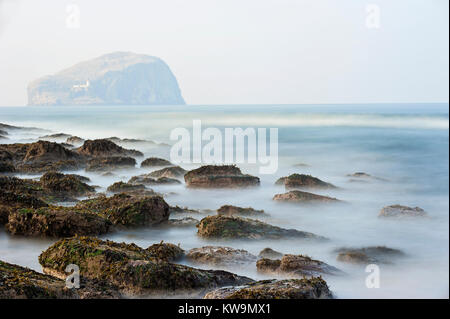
top-left (27, 52), bottom-right (185, 106)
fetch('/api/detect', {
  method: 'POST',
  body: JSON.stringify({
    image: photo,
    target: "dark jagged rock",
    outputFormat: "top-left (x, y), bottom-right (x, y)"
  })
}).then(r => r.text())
top-left (129, 174), bottom-right (181, 185)
top-left (0, 191), bottom-right (48, 224)
top-left (186, 246), bottom-right (257, 267)
top-left (217, 205), bottom-right (266, 217)
top-left (257, 254), bottom-right (342, 277)
top-left (75, 193), bottom-right (169, 227)
top-left (258, 248), bottom-right (284, 260)
top-left (273, 190), bottom-right (340, 203)
top-left (39, 237), bottom-right (253, 296)
top-left (149, 166), bottom-right (187, 179)
top-left (141, 157), bottom-right (172, 167)
top-left (378, 205), bottom-right (428, 218)
top-left (77, 139), bottom-right (143, 158)
top-left (40, 171), bottom-right (95, 197)
top-left (335, 246), bottom-right (405, 264)
top-left (204, 278), bottom-right (333, 299)
top-left (85, 156), bottom-right (136, 172)
top-left (196, 215), bottom-right (327, 241)
top-left (276, 174), bottom-right (336, 189)
top-left (6, 206), bottom-right (111, 237)
top-left (107, 181), bottom-right (146, 193)
top-left (184, 165), bottom-right (260, 188)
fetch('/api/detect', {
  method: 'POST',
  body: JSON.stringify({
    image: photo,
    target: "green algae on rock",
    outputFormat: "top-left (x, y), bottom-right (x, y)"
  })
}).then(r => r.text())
top-left (196, 215), bottom-right (327, 240)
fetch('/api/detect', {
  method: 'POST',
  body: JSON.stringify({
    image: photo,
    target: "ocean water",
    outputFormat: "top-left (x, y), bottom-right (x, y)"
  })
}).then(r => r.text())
top-left (0, 103), bottom-right (448, 299)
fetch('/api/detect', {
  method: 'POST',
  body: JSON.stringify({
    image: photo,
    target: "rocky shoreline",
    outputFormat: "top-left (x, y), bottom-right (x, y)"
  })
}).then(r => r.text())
top-left (0, 122), bottom-right (425, 299)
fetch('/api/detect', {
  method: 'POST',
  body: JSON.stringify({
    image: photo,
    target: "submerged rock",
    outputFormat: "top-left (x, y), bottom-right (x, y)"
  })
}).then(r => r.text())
top-left (165, 217), bottom-right (200, 227)
top-left (258, 248), bottom-right (284, 260)
top-left (217, 205), bottom-right (266, 217)
top-left (141, 157), bottom-right (172, 167)
top-left (196, 215), bottom-right (327, 241)
top-left (85, 156), bottom-right (136, 172)
top-left (184, 165), bottom-right (260, 188)
top-left (277, 174), bottom-right (336, 189)
top-left (75, 193), bottom-right (169, 227)
top-left (186, 246), bottom-right (257, 267)
top-left (66, 136), bottom-right (85, 145)
top-left (6, 206), bottom-right (111, 237)
top-left (273, 190), bottom-right (340, 203)
top-left (39, 237), bottom-right (253, 296)
top-left (129, 174), bottom-right (181, 185)
top-left (257, 254), bottom-right (342, 277)
top-left (335, 246), bottom-right (405, 265)
top-left (77, 139), bottom-right (143, 158)
top-left (378, 205), bottom-right (428, 218)
top-left (107, 181), bottom-right (146, 193)
top-left (204, 278), bottom-right (333, 299)
top-left (149, 166), bottom-right (187, 179)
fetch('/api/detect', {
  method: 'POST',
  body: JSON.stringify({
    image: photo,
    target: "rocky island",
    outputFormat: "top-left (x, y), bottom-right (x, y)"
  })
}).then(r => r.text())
top-left (27, 52), bottom-right (185, 106)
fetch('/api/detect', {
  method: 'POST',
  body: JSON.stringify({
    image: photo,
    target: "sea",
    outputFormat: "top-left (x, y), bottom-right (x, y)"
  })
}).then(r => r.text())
top-left (0, 103), bottom-right (448, 298)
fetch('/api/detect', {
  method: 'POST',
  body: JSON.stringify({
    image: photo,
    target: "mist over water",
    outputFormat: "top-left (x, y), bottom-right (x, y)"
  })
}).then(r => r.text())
top-left (0, 104), bottom-right (448, 298)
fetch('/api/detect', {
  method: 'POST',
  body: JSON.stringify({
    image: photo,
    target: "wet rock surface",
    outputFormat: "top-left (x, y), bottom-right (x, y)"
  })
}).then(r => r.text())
top-left (257, 254), bottom-right (342, 277)
top-left (39, 237), bottom-right (253, 296)
top-left (273, 190), bottom-right (340, 203)
top-left (217, 205), bottom-right (266, 217)
top-left (75, 193), bottom-right (169, 227)
top-left (76, 139), bottom-right (143, 158)
top-left (145, 242), bottom-right (185, 262)
top-left (165, 217), bottom-right (200, 227)
top-left (85, 156), bottom-right (136, 172)
top-left (40, 171), bottom-right (95, 197)
top-left (6, 206), bottom-right (111, 237)
top-left (184, 165), bottom-right (260, 188)
top-left (149, 166), bottom-right (187, 179)
top-left (129, 174), bottom-right (181, 185)
top-left (107, 181), bottom-right (146, 193)
top-left (204, 278), bottom-right (333, 299)
top-left (141, 157), bottom-right (172, 167)
top-left (335, 246), bottom-right (405, 264)
top-left (186, 246), bottom-right (257, 267)
top-left (378, 205), bottom-right (428, 218)
top-left (276, 174), bottom-right (336, 189)
top-left (0, 190), bottom-right (48, 224)
top-left (196, 215), bottom-right (327, 240)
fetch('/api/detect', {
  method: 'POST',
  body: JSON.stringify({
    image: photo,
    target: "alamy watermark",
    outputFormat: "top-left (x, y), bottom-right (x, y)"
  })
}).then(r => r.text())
top-left (365, 4), bottom-right (381, 29)
top-left (170, 120), bottom-right (278, 174)
top-left (66, 2), bottom-right (80, 29)
top-left (365, 264), bottom-right (380, 288)
top-left (65, 264), bottom-right (80, 289)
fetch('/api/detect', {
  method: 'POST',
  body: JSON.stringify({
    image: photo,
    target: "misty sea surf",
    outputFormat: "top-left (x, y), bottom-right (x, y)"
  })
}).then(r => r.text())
top-left (0, 103), bottom-right (448, 298)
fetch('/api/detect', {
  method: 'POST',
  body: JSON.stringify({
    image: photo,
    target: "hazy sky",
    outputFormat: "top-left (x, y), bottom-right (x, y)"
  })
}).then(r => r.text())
top-left (0, 0), bottom-right (448, 106)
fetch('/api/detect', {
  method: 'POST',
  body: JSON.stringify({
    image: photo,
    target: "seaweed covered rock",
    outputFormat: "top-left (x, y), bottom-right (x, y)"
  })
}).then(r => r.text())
top-left (107, 181), bottom-right (146, 193)
top-left (204, 278), bottom-right (333, 299)
top-left (217, 205), bottom-right (266, 217)
top-left (186, 246), bottom-right (257, 267)
top-left (258, 248), bottom-right (284, 260)
top-left (0, 260), bottom-right (120, 299)
top-left (0, 190), bottom-right (48, 224)
top-left (0, 141), bottom-right (84, 173)
top-left (273, 190), bottom-right (340, 204)
top-left (39, 237), bottom-right (253, 296)
top-left (85, 156), bottom-right (136, 172)
top-left (257, 254), bottom-right (342, 277)
top-left (129, 174), bottom-right (181, 185)
top-left (146, 242), bottom-right (185, 262)
top-left (335, 246), bottom-right (405, 265)
top-left (276, 174), bottom-right (336, 189)
top-left (141, 157), bottom-right (172, 167)
top-left (197, 215), bottom-right (327, 241)
top-left (184, 165), bottom-right (260, 188)
top-left (75, 193), bottom-right (169, 227)
top-left (149, 166), bottom-right (187, 179)
top-left (378, 205), bottom-right (428, 218)
top-left (6, 206), bottom-right (111, 237)
top-left (40, 171), bottom-right (95, 197)
top-left (77, 139), bottom-right (143, 158)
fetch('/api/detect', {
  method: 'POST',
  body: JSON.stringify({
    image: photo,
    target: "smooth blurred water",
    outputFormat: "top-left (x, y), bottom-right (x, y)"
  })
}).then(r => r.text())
top-left (0, 103), bottom-right (448, 298)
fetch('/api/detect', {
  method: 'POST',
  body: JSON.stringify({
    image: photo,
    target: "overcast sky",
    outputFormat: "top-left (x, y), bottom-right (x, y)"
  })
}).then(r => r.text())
top-left (0, 0), bottom-right (448, 106)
